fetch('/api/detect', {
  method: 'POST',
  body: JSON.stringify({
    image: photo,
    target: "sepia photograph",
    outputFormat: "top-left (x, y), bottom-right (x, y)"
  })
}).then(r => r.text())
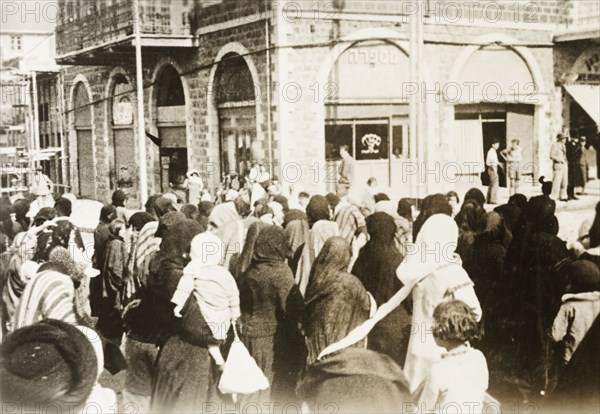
top-left (0, 0), bottom-right (599, 413)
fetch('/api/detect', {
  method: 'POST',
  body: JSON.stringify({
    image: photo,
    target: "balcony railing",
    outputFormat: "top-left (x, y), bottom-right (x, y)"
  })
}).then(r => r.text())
top-left (56, 0), bottom-right (192, 59)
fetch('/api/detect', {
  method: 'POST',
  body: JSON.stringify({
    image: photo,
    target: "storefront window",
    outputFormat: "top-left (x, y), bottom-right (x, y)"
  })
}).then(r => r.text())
top-left (325, 124), bottom-right (352, 161)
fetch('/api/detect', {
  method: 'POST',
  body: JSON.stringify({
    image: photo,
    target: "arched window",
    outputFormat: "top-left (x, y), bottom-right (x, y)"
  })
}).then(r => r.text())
top-left (73, 82), bottom-right (94, 198)
top-left (215, 53), bottom-right (257, 177)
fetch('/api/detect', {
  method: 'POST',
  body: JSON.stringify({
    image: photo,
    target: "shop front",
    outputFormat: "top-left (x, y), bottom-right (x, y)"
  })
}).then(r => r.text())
top-left (72, 82), bottom-right (95, 199)
top-left (215, 52), bottom-right (257, 180)
top-left (155, 65), bottom-right (188, 193)
top-left (109, 74), bottom-right (137, 198)
top-left (450, 45), bottom-right (541, 190)
top-left (562, 48), bottom-right (599, 178)
top-left (324, 40), bottom-right (411, 196)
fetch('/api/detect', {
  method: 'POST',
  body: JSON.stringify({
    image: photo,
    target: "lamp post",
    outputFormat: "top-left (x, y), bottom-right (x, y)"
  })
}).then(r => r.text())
top-left (133, 0), bottom-right (148, 205)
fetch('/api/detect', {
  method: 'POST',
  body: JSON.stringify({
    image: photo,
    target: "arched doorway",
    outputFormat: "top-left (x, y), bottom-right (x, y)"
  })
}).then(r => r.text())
top-left (109, 74), bottom-right (137, 195)
top-left (325, 40), bottom-right (410, 192)
top-left (156, 65), bottom-right (187, 193)
top-left (453, 45), bottom-right (537, 188)
top-left (215, 53), bottom-right (257, 179)
top-left (564, 48), bottom-right (599, 178)
top-left (73, 82), bottom-right (94, 198)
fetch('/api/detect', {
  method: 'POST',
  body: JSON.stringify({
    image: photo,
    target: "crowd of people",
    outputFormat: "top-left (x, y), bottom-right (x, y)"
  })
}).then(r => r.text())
top-left (0, 175), bottom-right (599, 413)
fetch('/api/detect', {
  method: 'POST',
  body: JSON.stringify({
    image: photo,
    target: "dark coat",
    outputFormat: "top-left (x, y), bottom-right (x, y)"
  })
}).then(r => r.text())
top-left (566, 141), bottom-right (584, 187)
top-left (353, 212), bottom-right (411, 367)
top-left (149, 220), bottom-right (221, 412)
top-left (239, 225), bottom-right (305, 403)
top-left (297, 347), bottom-right (411, 414)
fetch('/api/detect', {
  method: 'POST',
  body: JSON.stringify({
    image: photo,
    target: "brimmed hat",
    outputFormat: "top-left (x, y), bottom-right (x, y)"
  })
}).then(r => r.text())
top-left (0, 319), bottom-right (98, 409)
top-left (569, 260), bottom-right (600, 293)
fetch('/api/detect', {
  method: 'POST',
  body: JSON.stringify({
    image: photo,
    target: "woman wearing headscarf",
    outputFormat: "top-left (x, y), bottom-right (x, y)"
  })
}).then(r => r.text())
top-left (231, 221), bottom-right (264, 281)
top-left (579, 201), bottom-right (600, 268)
top-left (455, 199), bottom-right (486, 278)
top-left (397, 214), bottom-right (482, 393)
top-left (197, 200), bottom-right (214, 232)
top-left (90, 205), bottom-right (117, 316)
top-left (464, 187), bottom-right (486, 208)
top-left (299, 237), bottom-right (410, 412)
top-left (294, 196), bottom-right (339, 296)
top-left (13, 247), bottom-right (93, 329)
top-left (12, 199), bottom-right (30, 233)
top-left (375, 200), bottom-right (411, 256)
top-left (119, 212), bottom-right (159, 411)
top-left (471, 212), bottom-right (508, 351)
top-left (303, 237), bottom-right (371, 364)
top-left (208, 200), bottom-right (245, 271)
top-left (149, 219), bottom-right (220, 412)
top-left (97, 219), bottom-right (128, 344)
top-left (509, 195), bottom-right (573, 395)
top-left (239, 225), bottom-right (305, 403)
top-left (352, 212), bottom-right (411, 367)
top-left (412, 194), bottom-right (452, 240)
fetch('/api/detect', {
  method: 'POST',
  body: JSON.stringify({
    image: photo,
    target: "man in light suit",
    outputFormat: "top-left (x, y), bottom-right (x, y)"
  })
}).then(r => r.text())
top-left (550, 133), bottom-right (569, 201)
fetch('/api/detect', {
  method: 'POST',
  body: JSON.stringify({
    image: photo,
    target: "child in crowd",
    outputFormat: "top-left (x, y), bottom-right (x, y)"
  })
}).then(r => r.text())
top-left (298, 192), bottom-right (310, 211)
top-left (551, 260), bottom-right (600, 365)
top-left (367, 177), bottom-right (378, 195)
top-left (418, 300), bottom-right (489, 411)
top-left (171, 232), bottom-right (241, 367)
top-left (445, 191), bottom-right (460, 218)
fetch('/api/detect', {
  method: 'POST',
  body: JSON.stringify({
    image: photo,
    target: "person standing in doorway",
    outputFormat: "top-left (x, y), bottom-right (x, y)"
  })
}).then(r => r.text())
top-left (486, 139), bottom-right (500, 205)
top-left (566, 136), bottom-right (583, 200)
top-left (337, 145), bottom-right (355, 197)
top-left (580, 136), bottom-right (590, 195)
top-left (550, 133), bottom-right (569, 201)
top-left (501, 139), bottom-right (523, 196)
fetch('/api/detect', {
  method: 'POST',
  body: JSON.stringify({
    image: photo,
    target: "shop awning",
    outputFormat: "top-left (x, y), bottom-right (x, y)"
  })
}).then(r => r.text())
top-left (564, 84), bottom-right (600, 125)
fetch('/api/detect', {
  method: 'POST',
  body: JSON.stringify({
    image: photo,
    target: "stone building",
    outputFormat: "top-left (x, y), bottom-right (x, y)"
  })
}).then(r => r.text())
top-left (54, 0), bottom-right (599, 203)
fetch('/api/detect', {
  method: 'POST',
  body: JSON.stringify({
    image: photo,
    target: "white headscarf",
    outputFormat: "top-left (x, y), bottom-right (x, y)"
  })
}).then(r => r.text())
top-left (397, 214), bottom-right (461, 285)
top-left (186, 232), bottom-right (223, 271)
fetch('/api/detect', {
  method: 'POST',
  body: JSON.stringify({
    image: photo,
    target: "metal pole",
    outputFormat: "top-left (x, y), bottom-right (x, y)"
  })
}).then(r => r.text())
top-left (31, 71), bottom-right (40, 152)
top-left (409, 5), bottom-right (418, 201)
top-left (416, 1), bottom-right (426, 198)
top-left (265, 18), bottom-right (273, 179)
top-left (133, 0), bottom-right (148, 205)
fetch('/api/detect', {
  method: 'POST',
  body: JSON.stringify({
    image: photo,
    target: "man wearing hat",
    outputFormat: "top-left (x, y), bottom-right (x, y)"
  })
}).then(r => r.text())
top-left (550, 133), bottom-right (569, 201)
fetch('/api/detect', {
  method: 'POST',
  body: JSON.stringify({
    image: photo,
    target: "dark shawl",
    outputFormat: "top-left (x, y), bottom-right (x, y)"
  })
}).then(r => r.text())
top-left (13, 199), bottom-right (30, 232)
top-left (303, 237), bottom-right (371, 364)
top-left (472, 212), bottom-right (508, 344)
top-left (464, 187), bottom-right (486, 207)
top-left (196, 200), bottom-right (214, 232)
top-left (232, 221), bottom-right (265, 281)
top-left (144, 219), bottom-right (208, 346)
top-left (306, 195), bottom-right (330, 228)
top-left (297, 347), bottom-right (411, 414)
top-left (547, 315), bottom-right (600, 412)
top-left (90, 206), bottom-right (117, 316)
top-left (239, 225), bottom-right (305, 401)
top-left (456, 200), bottom-right (485, 278)
top-left (508, 196), bottom-right (573, 390)
top-left (128, 212), bottom-right (154, 232)
top-left (397, 198), bottom-right (413, 223)
top-left (412, 194), bottom-right (452, 240)
top-left (352, 212), bottom-right (409, 366)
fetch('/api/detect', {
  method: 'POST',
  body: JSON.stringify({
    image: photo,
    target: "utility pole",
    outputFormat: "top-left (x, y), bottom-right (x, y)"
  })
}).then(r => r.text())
top-left (133, 0), bottom-right (148, 205)
top-left (408, 2), bottom-right (418, 201)
top-left (409, 1), bottom-right (426, 201)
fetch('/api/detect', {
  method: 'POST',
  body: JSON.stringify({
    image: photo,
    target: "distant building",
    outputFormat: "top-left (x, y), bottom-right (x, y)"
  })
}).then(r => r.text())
top-left (54, 0), bottom-right (600, 202)
top-left (1, 0), bottom-right (67, 192)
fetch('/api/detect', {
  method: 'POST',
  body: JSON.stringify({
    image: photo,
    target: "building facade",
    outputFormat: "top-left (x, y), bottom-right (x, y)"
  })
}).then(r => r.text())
top-left (1, 0), bottom-right (67, 193)
top-left (54, 0), bottom-right (600, 203)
